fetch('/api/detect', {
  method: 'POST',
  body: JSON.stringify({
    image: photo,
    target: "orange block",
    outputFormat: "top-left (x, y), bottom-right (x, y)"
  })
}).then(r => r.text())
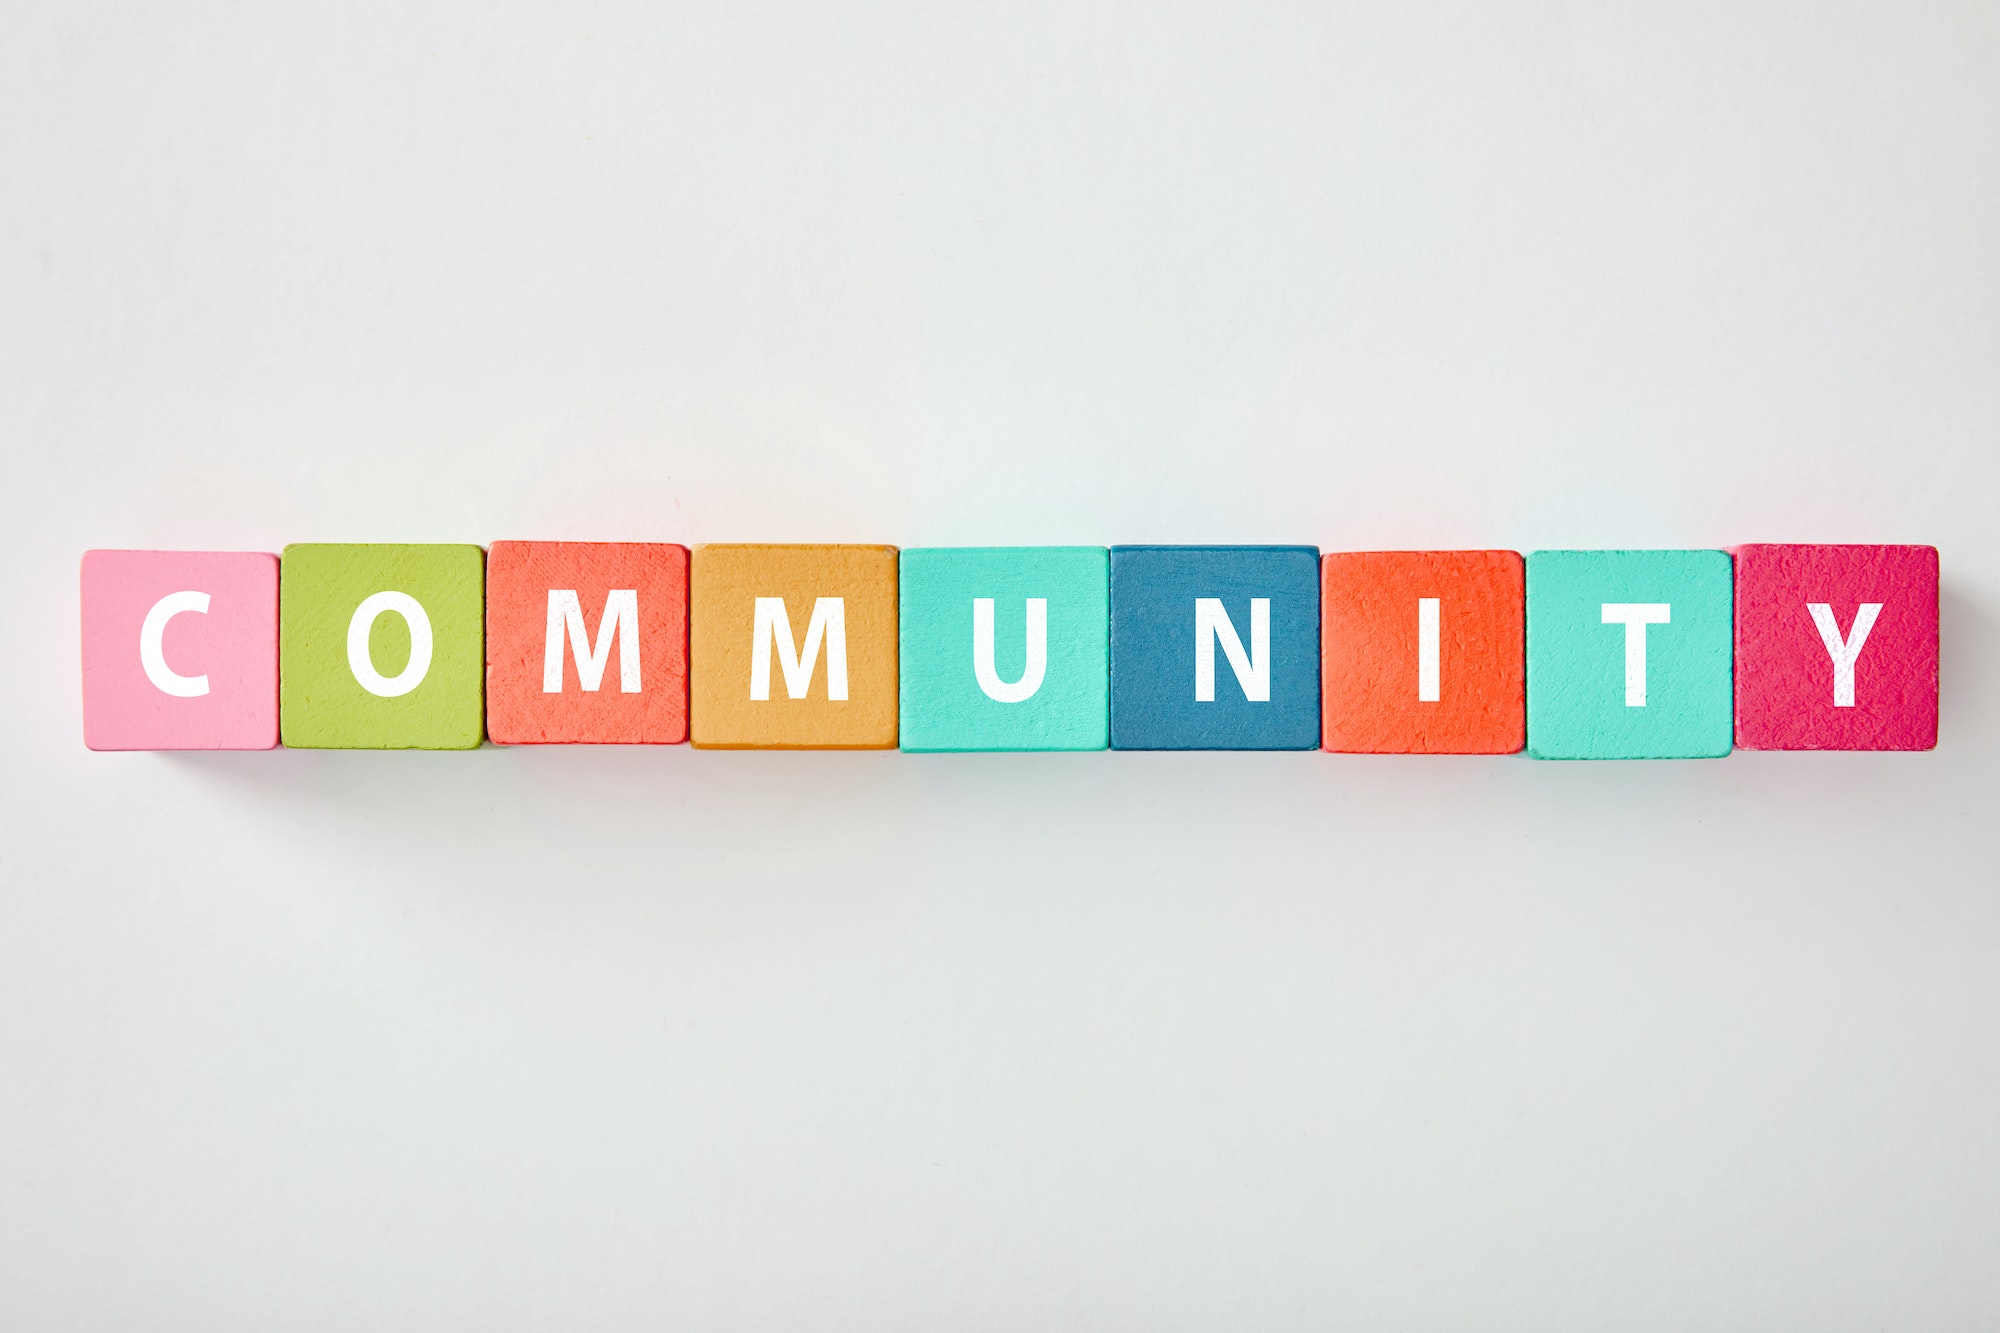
top-left (690, 544), bottom-right (898, 749)
top-left (486, 541), bottom-right (689, 744)
top-left (1321, 551), bottom-right (1524, 754)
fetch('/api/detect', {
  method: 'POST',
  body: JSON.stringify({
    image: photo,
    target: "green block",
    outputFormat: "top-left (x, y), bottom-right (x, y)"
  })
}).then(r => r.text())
top-left (280, 544), bottom-right (486, 749)
top-left (899, 547), bottom-right (1109, 752)
top-left (1526, 549), bottom-right (1733, 759)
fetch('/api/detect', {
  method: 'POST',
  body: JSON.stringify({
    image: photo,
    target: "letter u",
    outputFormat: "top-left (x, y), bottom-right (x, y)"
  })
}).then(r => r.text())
top-left (973, 598), bottom-right (1047, 703)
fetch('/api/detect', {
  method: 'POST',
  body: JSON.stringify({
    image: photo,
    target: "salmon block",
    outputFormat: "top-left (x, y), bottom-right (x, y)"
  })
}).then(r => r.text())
top-left (486, 541), bottom-right (689, 744)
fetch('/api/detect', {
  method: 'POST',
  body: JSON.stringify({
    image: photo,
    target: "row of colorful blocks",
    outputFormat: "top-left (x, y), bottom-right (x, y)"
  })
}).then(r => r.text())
top-left (80, 543), bottom-right (1939, 756)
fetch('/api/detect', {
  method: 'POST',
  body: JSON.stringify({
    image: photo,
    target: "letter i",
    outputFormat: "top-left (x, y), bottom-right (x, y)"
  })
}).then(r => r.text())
top-left (1417, 598), bottom-right (1440, 702)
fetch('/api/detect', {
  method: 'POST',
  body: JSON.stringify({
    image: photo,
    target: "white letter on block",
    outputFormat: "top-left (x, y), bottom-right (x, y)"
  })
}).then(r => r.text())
top-left (1417, 597), bottom-right (1441, 702)
top-left (1808, 602), bottom-right (1883, 707)
top-left (973, 598), bottom-right (1047, 703)
top-left (544, 589), bottom-right (641, 693)
top-left (1601, 603), bottom-right (1671, 707)
top-left (750, 597), bottom-right (847, 701)
top-left (139, 590), bottom-right (211, 698)
top-left (1194, 598), bottom-right (1270, 702)
top-left (347, 591), bottom-right (434, 698)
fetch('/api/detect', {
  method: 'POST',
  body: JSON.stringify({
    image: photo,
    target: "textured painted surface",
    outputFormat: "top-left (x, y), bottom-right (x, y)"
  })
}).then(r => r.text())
top-left (1527, 550), bottom-right (1733, 759)
top-left (1321, 550), bottom-right (1524, 754)
top-left (279, 544), bottom-right (486, 750)
top-left (899, 547), bottom-right (1108, 752)
top-left (1732, 543), bottom-right (1938, 751)
top-left (80, 550), bottom-right (279, 751)
top-left (689, 544), bottom-right (898, 749)
top-left (486, 541), bottom-right (689, 745)
top-left (1109, 546), bottom-right (1320, 751)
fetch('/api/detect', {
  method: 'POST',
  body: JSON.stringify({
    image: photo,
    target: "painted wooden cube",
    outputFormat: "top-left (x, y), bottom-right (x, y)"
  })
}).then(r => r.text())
top-left (80, 550), bottom-right (280, 751)
top-left (1109, 545), bottom-right (1320, 750)
top-left (484, 542), bottom-right (690, 745)
top-left (898, 547), bottom-right (1109, 752)
top-left (689, 544), bottom-right (898, 749)
top-left (1321, 550), bottom-right (1525, 754)
top-left (279, 544), bottom-right (486, 750)
top-left (1526, 549), bottom-right (1733, 759)
top-left (1732, 543), bottom-right (1938, 751)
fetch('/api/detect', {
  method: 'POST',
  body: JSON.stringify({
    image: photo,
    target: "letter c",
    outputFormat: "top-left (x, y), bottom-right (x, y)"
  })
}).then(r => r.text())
top-left (347, 591), bottom-right (434, 698)
top-left (139, 590), bottom-right (211, 697)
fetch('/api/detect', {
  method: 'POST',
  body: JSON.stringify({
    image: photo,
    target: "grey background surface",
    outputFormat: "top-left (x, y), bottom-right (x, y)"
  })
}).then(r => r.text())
top-left (3, 2), bottom-right (1996, 1327)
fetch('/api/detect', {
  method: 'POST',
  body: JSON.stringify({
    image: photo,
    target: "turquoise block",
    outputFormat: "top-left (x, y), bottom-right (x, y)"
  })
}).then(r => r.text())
top-left (899, 547), bottom-right (1109, 752)
top-left (1526, 549), bottom-right (1734, 759)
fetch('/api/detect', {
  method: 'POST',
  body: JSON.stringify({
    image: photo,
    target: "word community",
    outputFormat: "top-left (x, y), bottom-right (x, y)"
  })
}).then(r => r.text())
top-left (80, 542), bottom-right (1939, 758)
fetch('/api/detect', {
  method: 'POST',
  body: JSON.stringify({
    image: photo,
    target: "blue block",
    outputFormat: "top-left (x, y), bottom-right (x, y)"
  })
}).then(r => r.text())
top-left (1110, 545), bottom-right (1321, 750)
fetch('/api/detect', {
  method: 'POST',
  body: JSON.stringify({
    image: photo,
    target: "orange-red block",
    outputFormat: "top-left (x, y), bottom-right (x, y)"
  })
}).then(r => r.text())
top-left (1321, 551), bottom-right (1524, 754)
top-left (486, 541), bottom-right (689, 744)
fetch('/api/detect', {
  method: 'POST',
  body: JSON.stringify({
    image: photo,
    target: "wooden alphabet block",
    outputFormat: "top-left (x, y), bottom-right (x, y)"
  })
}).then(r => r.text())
top-left (279, 544), bottom-right (486, 750)
top-left (80, 550), bottom-right (279, 751)
top-left (1525, 549), bottom-right (1733, 759)
top-left (485, 541), bottom-right (689, 745)
top-left (1109, 545), bottom-right (1321, 750)
top-left (1320, 550), bottom-right (1524, 753)
top-left (689, 544), bottom-right (898, 749)
top-left (898, 546), bottom-right (1109, 752)
top-left (1731, 543), bottom-right (1938, 750)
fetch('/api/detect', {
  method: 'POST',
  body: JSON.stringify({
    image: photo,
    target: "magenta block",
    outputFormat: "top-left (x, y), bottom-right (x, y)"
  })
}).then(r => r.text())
top-left (81, 550), bottom-right (280, 751)
top-left (1732, 544), bottom-right (1938, 751)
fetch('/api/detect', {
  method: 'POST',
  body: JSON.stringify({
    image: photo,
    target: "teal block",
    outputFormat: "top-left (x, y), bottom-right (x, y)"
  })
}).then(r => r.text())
top-left (899, 547), bottom-right (1109, 752)
top-left (1526, 550), bottom-right (1734, 759)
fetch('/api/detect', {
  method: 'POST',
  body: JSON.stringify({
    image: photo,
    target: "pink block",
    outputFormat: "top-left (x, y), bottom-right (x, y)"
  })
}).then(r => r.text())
top-left (81, 550), bottom-right (280, 751)
top-left (1732, 544), bottom-right (1938, 751)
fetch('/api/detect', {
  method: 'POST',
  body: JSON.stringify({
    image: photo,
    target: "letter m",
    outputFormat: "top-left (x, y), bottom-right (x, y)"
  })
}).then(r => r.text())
top-left (545, 590), bottom-right (642, 692)
top-left (750, 597), bottom-right (848, 701)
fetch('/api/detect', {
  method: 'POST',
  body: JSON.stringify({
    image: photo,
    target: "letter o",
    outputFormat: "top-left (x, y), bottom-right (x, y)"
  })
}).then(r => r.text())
top-left (347, 591), bottom-right (434, 698)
